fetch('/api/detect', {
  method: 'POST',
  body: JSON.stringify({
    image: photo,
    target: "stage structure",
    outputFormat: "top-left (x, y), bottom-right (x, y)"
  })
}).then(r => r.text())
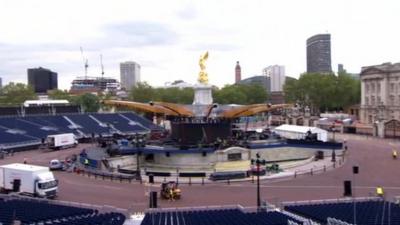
top-left (103, 52), bottom-right (292, 145)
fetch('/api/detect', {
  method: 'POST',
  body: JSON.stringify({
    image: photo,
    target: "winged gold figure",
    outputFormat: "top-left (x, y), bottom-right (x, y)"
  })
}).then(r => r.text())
top-left (198, 51), bottom-right (209, 84)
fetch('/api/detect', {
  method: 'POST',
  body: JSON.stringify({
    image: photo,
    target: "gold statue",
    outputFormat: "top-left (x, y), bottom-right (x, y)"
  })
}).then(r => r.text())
top-left (198, 51), bottom-right (209, 84)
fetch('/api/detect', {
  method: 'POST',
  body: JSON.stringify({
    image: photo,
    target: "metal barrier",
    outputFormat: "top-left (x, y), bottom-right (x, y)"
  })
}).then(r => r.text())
top-left (282, 196), bottom-right (381, 207)
top-left (77, 168), bottom-right (135, 183)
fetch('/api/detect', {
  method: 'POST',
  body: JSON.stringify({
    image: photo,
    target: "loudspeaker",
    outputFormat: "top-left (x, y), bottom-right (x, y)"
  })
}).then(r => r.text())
top-left (149, 175), bottom-right (154, 184)
top-left (316, 151), bottom-right (324, 160)
top-left (166, 152), bottom-right (170, 157)
top-left (202, 151), bottom-right (207, 157)
top-left (353, 166), bottom-right (359, 174)
top-left (149, 191), bottom-right (157, 208)
top-left (344, 180), bottom-right (352, 197)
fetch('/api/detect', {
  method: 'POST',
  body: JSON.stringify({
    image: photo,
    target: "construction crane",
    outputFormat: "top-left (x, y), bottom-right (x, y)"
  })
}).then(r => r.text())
top-left (100, 54), bottom-right (104, 79)
top-left (80, 47), bottom-right (89, 79)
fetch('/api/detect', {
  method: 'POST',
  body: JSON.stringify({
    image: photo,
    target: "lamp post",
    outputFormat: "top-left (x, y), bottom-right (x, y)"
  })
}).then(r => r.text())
top-left (251, 152), bottom-right (266, 210)
top-left (134, 134), bottom-right (145, 181)
top-left (331, 123), bottom-right (336, 162)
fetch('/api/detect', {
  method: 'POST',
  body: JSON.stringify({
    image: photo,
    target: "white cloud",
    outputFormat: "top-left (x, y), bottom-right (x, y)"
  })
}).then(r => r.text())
top-left (0, 0), bottom-right (399, 89)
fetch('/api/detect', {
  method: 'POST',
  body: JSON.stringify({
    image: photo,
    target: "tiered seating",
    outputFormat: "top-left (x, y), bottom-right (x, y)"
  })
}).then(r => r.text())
top-left (66, 114), bottom-right (111, 135)
top-left (0, 113), bottom-right (158, 147)
top-left (56, 212), bottom-right (126, 225)
top-left (25, 106), bottom-right (52, 115)
top-left (0, 198), bottom-right (125, 225)
top-left (247, 211), bottom-right (300, 225)
top-left (120, 112), bottom-right (161, 130)
top-left (0, 118), bottom-right (58, 139)
top-left (34, 115), bottom-right (78, 134)
top-left (285, 200), bottom-right (400, 225)
top-left (92, 113), bottom-right (148, 133)
top-left (141, 208), bottom-right (300, 225)
top-left (54, 105), bottom-right (81, 114)
top-left (0, 107), bottom-right (21, 116)
top-left (0, 128), bottom-right (38, 144)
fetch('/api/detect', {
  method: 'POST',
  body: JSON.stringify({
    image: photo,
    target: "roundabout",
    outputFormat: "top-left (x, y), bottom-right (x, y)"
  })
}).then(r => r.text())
top-left (1, 134), bottom-right (399, 212)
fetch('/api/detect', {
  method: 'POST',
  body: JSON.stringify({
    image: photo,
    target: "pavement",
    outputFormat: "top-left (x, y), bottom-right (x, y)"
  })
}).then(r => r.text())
top-left (1, 135), bottom-right (400, 213)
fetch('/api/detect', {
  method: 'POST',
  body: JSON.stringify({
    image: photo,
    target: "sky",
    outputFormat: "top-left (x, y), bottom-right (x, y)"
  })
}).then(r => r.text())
top-left (0, 0), bottom-right (399, 90)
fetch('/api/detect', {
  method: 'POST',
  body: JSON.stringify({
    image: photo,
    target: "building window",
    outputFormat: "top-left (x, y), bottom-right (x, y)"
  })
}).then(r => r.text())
top-left (365, 97), bottom-right (369, 105)
top-left (391, 83), bottom-right (395, 93)
top-left (371, 96), bottom-right (375, 105)
top-left (390, 95), bottom-right (395, 105)
top-left (377, 83), bottom-right (381, 93)
top-left (377, 96), bottom-right (381, 105)
top-left (368, 115), bottom-right (373, 124)
top-left (366, 84), bottom-right (369, 93)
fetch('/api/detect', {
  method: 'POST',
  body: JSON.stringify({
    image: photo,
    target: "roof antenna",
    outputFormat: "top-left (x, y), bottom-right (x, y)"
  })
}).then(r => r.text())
top-left (100, 54), bottom-right (104, 79)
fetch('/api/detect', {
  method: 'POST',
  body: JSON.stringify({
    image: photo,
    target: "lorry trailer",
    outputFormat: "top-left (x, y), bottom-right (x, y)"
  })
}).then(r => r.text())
top-left (0, 163), bottom-right (58, 198)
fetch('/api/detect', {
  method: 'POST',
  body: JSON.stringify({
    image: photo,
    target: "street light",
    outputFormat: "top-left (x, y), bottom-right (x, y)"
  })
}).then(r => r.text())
top-left (331, 123), bottom-right (336, 162)
top-left (133, 134), bottom-right (145, 181)
top-left (251, 152), bottom-right (267, 210)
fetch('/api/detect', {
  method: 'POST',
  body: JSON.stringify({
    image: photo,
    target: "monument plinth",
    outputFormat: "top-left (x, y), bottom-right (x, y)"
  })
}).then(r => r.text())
top-left (192, 51), bottom-right (213, 111)
top-left (193, 83), bottom-right (213, 105)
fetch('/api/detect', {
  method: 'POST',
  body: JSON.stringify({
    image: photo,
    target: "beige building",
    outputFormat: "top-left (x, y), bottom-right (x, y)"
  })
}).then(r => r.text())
top-left (360, 62), bottom-right (400, 137)
top-left (120, 61), bottom-right (141, 91)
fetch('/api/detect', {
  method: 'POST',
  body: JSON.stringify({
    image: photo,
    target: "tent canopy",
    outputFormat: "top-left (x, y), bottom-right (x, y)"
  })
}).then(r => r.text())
top-left (273, 124), bottom-right (328, 142)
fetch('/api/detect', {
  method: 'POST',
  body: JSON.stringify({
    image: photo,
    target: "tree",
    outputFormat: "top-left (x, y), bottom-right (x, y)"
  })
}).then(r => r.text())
top-left (128, 82), bottom-right (156, 103)
top-left (73, 93), bottom-right (100, 112)
top-left (127, 82), bottom-right (266, 105)
top-left (283, 72), bottom-right (361, 113)
top-left (214, 84), bottom-right (267, 104)
top-left (239, 84), bottom-right (267, 104)
top-left (48, 89), bottom-right (74, 101)
top-left (214, 85), bottom-right (247, 104)
top-left (283, 77), bottom-right (300, 103)
top-left (0, 82), bottom-right (37, 105)
top-left (156, 87), bottom-right (194, 104)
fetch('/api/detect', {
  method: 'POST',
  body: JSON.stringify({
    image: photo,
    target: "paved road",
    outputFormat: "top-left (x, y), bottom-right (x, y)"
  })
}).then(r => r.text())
top-left (1, 137), bottom-right (400, 212)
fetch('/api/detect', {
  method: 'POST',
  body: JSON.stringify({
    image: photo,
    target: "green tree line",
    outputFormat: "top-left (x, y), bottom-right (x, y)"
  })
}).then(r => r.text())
top-left (129, 82), bottom-right (268, 104)
top-left (283, 72), bottom-right (360, 113)
top-left (0, 84), bottom-right (101, 112)
top-left (0, 72), bottom-right (360, 114)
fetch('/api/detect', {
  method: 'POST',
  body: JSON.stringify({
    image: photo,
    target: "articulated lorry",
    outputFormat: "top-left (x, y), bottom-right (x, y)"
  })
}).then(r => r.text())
top-left (0, 163), bottom-right (58, 198)
top-left (47, 133), bottom-right (77, 150)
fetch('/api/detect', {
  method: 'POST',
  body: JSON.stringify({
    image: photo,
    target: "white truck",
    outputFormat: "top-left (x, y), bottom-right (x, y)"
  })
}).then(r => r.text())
top-left (47, 133), bottom-right (77, 150)
top-left (0, 163), bottom-right (58, 198)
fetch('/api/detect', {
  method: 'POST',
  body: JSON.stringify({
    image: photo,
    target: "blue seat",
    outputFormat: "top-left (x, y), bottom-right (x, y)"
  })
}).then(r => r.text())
top-left (91, 113), bottom-right (148, 133)
top-left (0, 113), bottom-right (159, 148)
top-left (285, 200), bottom-right (400, 225)
top-left (141, 208), bottom-right (300, 225)
top-left (66, 114), bottom-right (111, 135)
top-left (0, 198), bottom-right (125, 225)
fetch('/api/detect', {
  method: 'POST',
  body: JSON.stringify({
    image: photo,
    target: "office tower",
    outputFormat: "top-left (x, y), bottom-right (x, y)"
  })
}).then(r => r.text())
top-left (263, 65), bottom-right (286, 92)
top-left (27, 67), bottom-right (58, 93)
top-left (120, 61), bottom-right (141, 91)
top-left (306, 34), bottom-right (332, 73)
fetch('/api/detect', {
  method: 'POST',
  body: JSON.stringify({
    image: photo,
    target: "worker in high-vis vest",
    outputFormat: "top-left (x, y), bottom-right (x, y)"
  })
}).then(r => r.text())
top-left (84, 158), bottom-right (89, 167)
top-left (393, 150), bottom-right (398, 159)
top-left (376, 186), bottom-right (384, 197)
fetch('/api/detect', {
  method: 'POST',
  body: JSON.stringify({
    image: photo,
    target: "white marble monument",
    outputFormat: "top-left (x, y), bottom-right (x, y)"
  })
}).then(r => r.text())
top-left (193, 83), bottom-right (213, 105)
